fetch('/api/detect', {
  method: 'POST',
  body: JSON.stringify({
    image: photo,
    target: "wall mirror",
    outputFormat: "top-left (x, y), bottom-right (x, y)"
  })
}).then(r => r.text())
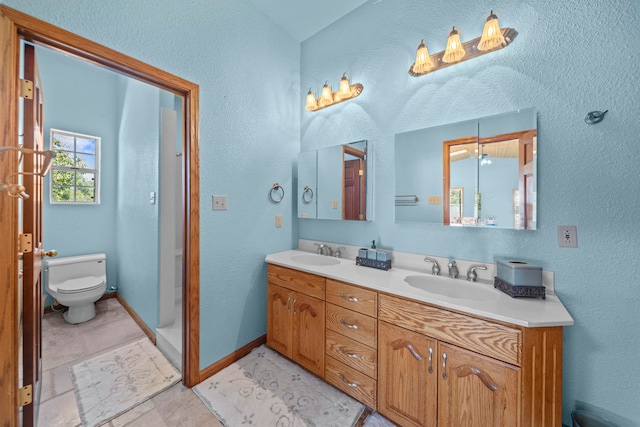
top-left (298, 139), bottom-right (370, 221)
top-left (395, 108), bottom-right (536, 229)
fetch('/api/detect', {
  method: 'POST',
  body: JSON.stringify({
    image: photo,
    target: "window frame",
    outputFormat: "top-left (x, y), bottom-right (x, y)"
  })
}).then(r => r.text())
top-left (49, 128), bottom-right (101, 204)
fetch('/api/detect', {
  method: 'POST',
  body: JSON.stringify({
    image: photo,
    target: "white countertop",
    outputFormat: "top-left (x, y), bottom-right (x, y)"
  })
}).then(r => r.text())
top-left (265, 249), bottom-right (574, 328)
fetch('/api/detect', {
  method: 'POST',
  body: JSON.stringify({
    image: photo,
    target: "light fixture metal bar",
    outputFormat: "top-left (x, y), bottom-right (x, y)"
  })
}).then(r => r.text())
top-left (307, 83), bottom-right (364, 112)
top-left (409, 27), bottom-right (518, 77)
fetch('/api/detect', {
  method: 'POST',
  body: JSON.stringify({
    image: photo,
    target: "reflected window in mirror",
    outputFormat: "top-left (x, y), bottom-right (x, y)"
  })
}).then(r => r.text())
top-left (394, 108), bottom-right (536, 230)
top-left (443, 137), bottom-right (478, 226)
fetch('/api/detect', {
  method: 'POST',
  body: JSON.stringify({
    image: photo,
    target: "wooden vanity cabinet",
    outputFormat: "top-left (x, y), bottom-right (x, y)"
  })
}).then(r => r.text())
top-left (378, 293), bottom-right (563, 427)
top-left (324, 279), bottom-right (378, 408)
top-left (266, 265), bottom-right (325, 377)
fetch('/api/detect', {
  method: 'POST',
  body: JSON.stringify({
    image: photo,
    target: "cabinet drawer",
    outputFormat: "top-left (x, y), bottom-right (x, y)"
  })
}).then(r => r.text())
top-left (379, 294), bottom-right (521, 365)
top-left (325, 356), bottom-right (377, 409)
top-left (326, 304), bottom-right (377, 348)
top-left (267, 264), bottom-right (325, 299)
top-left (326, 279), bottom-right (377, 317)
top-left (326, 329), bottom-right (377, 379)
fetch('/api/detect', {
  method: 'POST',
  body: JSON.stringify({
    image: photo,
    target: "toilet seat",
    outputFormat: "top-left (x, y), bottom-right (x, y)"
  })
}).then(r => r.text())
top-left (56, 276), bottom-right (105, 294)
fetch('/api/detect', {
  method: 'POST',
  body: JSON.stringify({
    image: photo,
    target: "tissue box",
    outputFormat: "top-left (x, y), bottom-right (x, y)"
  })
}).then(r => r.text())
top-left (496, 258), bottom-right (542, 287)
top-left (376, 250), bottom-right (391, 262)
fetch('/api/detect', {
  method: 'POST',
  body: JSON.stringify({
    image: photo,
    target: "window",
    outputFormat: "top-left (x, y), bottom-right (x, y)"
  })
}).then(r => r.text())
top-left (50, 129), bottom-right (100, 204)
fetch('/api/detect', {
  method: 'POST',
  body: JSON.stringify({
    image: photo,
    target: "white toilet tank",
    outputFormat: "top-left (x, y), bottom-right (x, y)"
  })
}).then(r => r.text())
top-left (45, 253), bottom-right (107, 293)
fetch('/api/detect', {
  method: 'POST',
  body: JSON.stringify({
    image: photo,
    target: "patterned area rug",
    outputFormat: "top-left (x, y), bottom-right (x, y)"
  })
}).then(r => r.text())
top-left (193, 345), bottom-right (365, 426)
top-left (70, 338), bottom-right (181, 427)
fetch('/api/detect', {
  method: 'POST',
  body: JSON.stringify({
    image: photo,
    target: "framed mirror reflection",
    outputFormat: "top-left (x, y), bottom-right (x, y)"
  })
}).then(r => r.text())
top-left (395, 108), bottom-right (536, 230)
top-left (298, 139), bottom-right (370, 221)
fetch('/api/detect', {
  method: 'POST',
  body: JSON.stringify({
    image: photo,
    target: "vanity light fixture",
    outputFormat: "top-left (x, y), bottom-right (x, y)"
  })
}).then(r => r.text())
top-left (409, 10), bottom-right (518, 77)
top-left (305, 73), bottom-right (364, 112)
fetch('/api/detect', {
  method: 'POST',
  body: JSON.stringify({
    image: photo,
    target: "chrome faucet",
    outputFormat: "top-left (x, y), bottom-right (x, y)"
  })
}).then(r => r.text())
top-left (334, 247), bottom-right (346, 258)
top-left (466, 264), bottom-right (488, 282)
top-left (314, 243), bottom-right (333, 256)
top-left (447, 259), bottom-right (459, 279)
top-left (423, 257), bottom-right (441, 275)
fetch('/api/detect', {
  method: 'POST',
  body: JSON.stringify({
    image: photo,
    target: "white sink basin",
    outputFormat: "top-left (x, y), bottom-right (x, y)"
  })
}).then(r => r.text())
top-left (291, 254), bottom-right (341, 266)
top-left (404, 275), bottom-right (495, 301)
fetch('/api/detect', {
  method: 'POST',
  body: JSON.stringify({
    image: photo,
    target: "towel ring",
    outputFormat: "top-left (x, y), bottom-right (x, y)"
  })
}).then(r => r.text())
top-left (269, 183), bottom-right (284, 203)
top-left (302, 186), bottom-right (314, 203)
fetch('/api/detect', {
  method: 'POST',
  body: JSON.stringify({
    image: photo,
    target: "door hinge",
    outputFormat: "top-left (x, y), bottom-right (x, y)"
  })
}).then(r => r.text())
top-left (359, 169), bottom-right (363, 176)
top-left (19, 79), bottom-right (33, 99)
top-left (18, 384), bottom-right (33, 407)
top-left (19, 233), bottom-right (33, 254)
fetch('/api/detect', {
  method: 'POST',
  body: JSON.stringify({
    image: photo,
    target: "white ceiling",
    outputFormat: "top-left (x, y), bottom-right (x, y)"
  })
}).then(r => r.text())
top-left (249, 0), bottom-right (368, 42)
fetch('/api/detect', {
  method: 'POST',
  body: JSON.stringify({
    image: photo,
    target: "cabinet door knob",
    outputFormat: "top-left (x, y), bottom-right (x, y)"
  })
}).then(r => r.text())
top-left (428, 347), bottom-right (433, 373)
top-left (442, 352), bottom-right (448, 380)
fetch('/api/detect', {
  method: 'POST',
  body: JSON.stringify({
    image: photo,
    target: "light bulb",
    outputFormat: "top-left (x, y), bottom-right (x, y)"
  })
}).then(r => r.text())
top-left (478, 11), bottom-right (505, 51)
top-left (305, 89), bottom-right (317, 111)
top-left (442, 27), bottom-right (466, 64)
top-left (413, 40), bottom-right (434, 74)
top-left (319, 82), bottom-right (333, 108)
top-left (338, 74), bottom-right (351, 100)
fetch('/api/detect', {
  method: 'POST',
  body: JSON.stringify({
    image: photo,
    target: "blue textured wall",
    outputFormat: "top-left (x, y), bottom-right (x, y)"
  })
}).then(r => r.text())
top-left (3, 0), bottom-right (300, 368)
top-left (300, 0), bottom-right (640, 425)
top-left (38, 46), bottom-right (119, 296)
top-left (115, 78), bottom-right (161, 330)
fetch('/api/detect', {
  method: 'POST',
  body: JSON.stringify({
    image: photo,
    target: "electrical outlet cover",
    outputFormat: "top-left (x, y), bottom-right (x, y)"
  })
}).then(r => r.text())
top-left (558, 225), bottom-right (577, 248)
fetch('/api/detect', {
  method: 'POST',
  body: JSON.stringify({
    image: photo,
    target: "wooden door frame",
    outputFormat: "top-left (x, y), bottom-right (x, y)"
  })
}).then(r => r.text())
top-left (0, 6), bottom-right (201, 424)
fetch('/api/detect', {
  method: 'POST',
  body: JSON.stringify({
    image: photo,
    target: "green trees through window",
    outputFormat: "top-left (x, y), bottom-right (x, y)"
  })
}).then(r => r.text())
top-left (50, 129), bottom-right (100, 203)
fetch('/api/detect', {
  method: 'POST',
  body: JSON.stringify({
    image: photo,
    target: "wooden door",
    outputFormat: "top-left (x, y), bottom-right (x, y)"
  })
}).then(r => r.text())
top-left (343, 159), bottom-right (361, 220)
top-left (266, 284), bottom-right (292, 358)
top-left (378, 321), bottom-right (438, 427)
top-left (518, 130), bottom-right (536, 230)
top-left (438, 343), bottom-right (520, 427)
top-left (21, 43), bottom-right (47, 427)
top-left (291, 292), bottom-right (324, 376)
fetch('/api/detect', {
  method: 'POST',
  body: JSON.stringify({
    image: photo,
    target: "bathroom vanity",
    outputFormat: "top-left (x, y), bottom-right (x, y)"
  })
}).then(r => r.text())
top-left (265, 249), bottom-right (573, 427)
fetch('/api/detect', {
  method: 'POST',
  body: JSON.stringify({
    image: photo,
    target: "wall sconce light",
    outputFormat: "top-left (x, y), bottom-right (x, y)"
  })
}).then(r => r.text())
top-left (409, 10), bottom-right (517, 77)
top-left (305, 73), bottom-right (364, 112)
top-left (0, 146), bottom-right (56, 199)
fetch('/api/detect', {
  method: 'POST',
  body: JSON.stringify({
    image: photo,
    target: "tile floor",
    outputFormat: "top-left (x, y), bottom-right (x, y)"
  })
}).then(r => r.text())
top-left (38, 298), bottom-right (222, 427)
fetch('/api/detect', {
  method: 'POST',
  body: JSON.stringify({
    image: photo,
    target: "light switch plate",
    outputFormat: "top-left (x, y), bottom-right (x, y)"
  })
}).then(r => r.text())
top-left (212, 195), bottom-right (227, 211)
top-left (275, 214), bottom-right (282, 228)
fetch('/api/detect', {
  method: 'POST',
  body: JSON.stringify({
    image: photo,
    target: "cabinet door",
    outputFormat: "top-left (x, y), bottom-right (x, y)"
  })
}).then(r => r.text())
top-left (267, 284), bottom-right (292, 358)
top-left (292, 292), bottom-right (325, 376)
top-left (378, 321), bottom-right (437, 427)
top-left (438, 343), bottom-right (520, 427)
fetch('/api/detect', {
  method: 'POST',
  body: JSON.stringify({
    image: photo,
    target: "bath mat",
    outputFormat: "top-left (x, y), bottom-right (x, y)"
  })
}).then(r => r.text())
top-left (193, 345), bottom-right (365, 427)
top-left (70, 338), bottom-right (180, 427)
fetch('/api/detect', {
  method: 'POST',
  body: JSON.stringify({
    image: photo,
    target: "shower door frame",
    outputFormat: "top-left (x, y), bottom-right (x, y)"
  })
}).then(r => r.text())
top-left (0, 5), bottom-right (201, 424)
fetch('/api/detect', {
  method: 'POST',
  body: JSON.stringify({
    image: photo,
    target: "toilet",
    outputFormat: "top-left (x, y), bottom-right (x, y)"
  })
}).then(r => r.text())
top-left (44, 253), bottom-right (107, 324)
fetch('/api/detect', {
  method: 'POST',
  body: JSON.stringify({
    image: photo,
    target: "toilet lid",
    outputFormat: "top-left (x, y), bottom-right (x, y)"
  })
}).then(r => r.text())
top-left (57, 276), bottom-right (105, 294)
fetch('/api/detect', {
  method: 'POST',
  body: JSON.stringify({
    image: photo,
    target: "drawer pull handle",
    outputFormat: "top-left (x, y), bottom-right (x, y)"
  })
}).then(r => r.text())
top-left (292, 297), bottom-right (297, 315)
top-left (428, 347), bottom-right (433, 373)
top-left (339, 374), bottom-right (358, 388)
top-left (339, 319), bottom-right (359, 330)
top-left (339, 347), bottom-right (359, 359)
top-left (339, 293), bottom-right (359, 303)
top-left (442, 352), bottom-right (448, 381)
top-left (286, 296), bottom-right (291, 313)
